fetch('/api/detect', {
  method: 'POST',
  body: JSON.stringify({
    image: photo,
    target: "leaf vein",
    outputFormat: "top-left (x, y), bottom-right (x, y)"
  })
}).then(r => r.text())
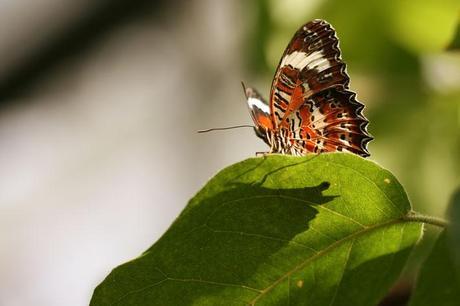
top-left (249, 218), bottom-right (407, 305)
top-left (327, 238), bottom-right (354, 306)
top-left (308, 226), bottom-right (338, 242)
top-left (325, 160), bottom-right (403, 215)
top-left (278, 195), bottom-right (366, 228)
top-left (204, 194), bottom-right (328, 225)
top-left (205, 225), bottom-right (319, 253)
top-left (111, 276), bottom-right (263, 305)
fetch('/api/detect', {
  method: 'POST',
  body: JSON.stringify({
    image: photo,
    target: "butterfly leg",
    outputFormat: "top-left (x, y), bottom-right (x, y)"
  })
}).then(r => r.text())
top-left (255, 151), bottom-right (270, 157)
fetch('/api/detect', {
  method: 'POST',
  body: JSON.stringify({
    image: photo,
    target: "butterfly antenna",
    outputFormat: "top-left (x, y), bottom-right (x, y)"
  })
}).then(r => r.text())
top-left (241, 81), bottom-right (248, 98)
top-left (197, 124), bottom-right (254, 133)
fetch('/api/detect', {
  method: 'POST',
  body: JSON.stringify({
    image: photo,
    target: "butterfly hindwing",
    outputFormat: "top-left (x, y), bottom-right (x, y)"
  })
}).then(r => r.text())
top-left (267, 19), bottom-right (372, 157)
top-left (290, 87), bottom-right (372, 156)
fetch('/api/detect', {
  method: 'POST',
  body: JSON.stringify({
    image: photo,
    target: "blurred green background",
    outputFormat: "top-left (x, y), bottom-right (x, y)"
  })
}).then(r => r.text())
top-left (0, 0), bottom-right (458, 305)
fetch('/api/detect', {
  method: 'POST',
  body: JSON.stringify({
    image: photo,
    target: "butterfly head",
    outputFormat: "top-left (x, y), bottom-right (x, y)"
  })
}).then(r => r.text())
top-left (242, 83), bottom-right (274, 144)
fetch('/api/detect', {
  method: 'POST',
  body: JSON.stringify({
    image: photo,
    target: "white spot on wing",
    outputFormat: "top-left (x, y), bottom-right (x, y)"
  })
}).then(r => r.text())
top-left (311, 107), bottom-right (328, 129)
top-left (278, 90), bottom-right (290, 102)
top-left (281, 50), bottom-right (332, 71)
top-left (313, 58), bottom-right (332, 71)
top-left (247, 97), bottom-right (270, 114)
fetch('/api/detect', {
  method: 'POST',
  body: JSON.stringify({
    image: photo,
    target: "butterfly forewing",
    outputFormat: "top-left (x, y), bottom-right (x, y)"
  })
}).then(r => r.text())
top-left (268, 19), bottom-right (372, 157)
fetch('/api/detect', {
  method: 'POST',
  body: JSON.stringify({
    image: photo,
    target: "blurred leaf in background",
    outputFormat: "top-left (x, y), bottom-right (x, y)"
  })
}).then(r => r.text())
top-left (409, 189), bottom-right (460, 306)
top-left (447, 20), bottom-right (460, 51)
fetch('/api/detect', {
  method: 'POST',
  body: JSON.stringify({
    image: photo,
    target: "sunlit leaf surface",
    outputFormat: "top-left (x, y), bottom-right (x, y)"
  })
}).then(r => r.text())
top-left (91, 154), bottom-right (421, 306)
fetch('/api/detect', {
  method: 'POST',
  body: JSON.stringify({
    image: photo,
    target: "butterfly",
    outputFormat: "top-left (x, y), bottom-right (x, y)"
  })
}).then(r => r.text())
top-left (244, 19), bottom-right (372, 157)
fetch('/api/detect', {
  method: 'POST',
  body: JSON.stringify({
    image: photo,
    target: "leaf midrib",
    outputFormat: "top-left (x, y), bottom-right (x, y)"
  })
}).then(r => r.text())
top-left (249, 217), bottom-right (412, 305)
top-left (110, 217), bottom-right (413, 306)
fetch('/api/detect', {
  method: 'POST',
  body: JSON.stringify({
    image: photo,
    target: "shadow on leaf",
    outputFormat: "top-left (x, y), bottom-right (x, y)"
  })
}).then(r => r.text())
top-left (95, 180), bottom-right (336, 305)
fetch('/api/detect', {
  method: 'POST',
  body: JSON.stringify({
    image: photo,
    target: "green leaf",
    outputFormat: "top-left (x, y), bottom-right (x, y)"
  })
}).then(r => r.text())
top-left (91, 153), bottom-right (421, 306)
top-left (447, 20), bottom-right (460, 51)
top-left (410, 188), bottom-right (460, 306)
top-left (408, 232), bottom-right (460, 306)
top-left (447, 188), bottom-right (460, 270)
